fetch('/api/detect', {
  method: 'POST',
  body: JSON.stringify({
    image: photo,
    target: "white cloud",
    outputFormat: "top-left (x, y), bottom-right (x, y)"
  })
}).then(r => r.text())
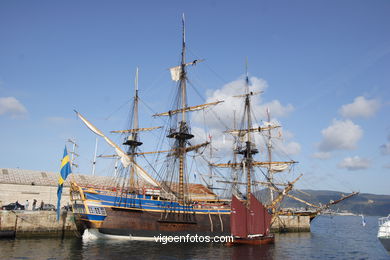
top-left (192, 76), bottom-right (293, 128)
top-left (339, 96), bottom-right (380, 118)
top-left (318, 119), bottom-right (363, 152)
top-left (191, 76), bottom-right (298, 158)
top-left (312, 152), bottom-right (332, 160)
top-left (338, 156), bottom-right (370, 171)
top-left (260, 100), bottom-right (294, 119)
top-left (0, 97), bottom-right (28, 118)
top-left (277, 141), bottom-right (301, 156)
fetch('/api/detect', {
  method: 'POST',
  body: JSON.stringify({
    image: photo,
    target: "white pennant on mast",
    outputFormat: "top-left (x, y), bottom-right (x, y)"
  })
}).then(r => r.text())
top-left (169, 66), bottom-right (181, 81)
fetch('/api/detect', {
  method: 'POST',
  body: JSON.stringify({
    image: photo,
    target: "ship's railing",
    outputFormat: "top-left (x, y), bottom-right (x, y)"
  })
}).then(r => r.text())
top-left (378, 214), bottom-right (390, 226)
top-left (79, 184), bottom-right (161, 194)
top-left (192, 201), bottom-right (230, 210)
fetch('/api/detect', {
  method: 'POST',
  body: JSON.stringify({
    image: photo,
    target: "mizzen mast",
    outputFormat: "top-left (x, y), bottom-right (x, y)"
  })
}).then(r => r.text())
top-left (266, 108), bottom-right (274, 202)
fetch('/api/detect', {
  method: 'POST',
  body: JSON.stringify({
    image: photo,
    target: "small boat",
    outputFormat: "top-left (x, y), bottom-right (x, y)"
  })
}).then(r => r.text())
top-left (228, 194), bottom-right (274, 245)
top-left (378, 214), bottom-right (390, 251)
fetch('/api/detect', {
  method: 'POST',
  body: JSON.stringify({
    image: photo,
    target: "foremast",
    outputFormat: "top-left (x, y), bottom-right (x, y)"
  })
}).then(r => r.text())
top-left (123, 68), bottom-right (142, 190)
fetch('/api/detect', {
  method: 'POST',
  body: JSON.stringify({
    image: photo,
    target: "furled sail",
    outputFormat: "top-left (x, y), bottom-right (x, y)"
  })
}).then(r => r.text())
top-left (153, 101), bottom-right (223, 117)
top-left (74, 110), bottom-right (160, 187)
top-left (110, 126), bottom-right (162, 133)
top-left (269, 164), bottom-right (289, 172)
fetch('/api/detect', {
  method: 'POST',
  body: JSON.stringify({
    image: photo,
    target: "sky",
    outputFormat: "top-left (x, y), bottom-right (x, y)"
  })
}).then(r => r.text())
top-left (0, 0), bottom-right (389, 195)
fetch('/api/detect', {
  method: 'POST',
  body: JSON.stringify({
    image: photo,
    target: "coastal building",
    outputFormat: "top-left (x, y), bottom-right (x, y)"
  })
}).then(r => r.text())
top-left (0, 168), bottom-right (113, 209)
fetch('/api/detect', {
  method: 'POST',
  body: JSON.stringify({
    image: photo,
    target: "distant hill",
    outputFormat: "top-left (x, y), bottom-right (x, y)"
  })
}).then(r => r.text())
top-left (256, 189), bottom-right (390, 217)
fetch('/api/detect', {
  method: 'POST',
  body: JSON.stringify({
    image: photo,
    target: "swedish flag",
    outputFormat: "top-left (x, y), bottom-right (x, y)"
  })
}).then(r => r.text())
top-left (57, 146), bottom-right (72, 221)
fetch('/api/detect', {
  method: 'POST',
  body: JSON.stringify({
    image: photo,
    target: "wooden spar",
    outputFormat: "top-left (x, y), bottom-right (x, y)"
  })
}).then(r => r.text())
top-left (183, 141), bottom-right (209, 153)
top-left (295, 189), bottom-right (311, 196)
top-left (217, 180), bottom-right (289, 187)
top-left (153, 100), bottom-right (224, 117)
top-left (232, 91), bottom-right (263, 98)
top-left (254, 181), bottom-right (288, 186)
top-left (327, 191), bottom-right (359, 206)
top-left (260, 177), bottom-right (357, 211)
top-left (168, 59), bottom-right (205, 71)
top-left (286, 194), bottom-right (320, 208)
top-left (98, 142), bottom-right (209, 158)
top-left (314, 191), bottom-right (359, 213)
top-left (267, 174), bottom-right (303, 211)
top-left (225, 125), bottom-right (280, 135)
top-left (142, 141), bottom-right (208, 158)
top-left (110, 126), bottom-right (162, 133)
top-left (98, 150), bottom-right (173, 158)
top-left (211, 160), bottom-right (297, 168)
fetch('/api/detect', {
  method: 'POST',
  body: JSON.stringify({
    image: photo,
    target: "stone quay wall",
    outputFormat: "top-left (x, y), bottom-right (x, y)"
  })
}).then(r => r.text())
top-left (271, 215), bottom-right (311, 232)
top-left (0, 210), bottom-right (77, 238)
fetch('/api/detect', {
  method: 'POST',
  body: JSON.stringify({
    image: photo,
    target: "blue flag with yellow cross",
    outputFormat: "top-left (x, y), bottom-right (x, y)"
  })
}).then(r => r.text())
top-left (57, 146), bottom-right (72, 221)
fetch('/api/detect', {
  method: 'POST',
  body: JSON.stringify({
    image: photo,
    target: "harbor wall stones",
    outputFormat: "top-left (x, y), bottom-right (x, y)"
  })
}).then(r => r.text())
top-left (271, 215), bottom-right (311, 232)
top-left (0, 210), bottom-right (77, 238)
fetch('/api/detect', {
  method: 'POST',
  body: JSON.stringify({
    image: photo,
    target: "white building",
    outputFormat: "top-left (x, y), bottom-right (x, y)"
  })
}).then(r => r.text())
top-left (0, 168), bottom-right (114, 209)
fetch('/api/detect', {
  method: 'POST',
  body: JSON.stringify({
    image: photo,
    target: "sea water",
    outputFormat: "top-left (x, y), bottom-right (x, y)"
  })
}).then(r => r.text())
top-left (0, 215), bottom-right (389, 260)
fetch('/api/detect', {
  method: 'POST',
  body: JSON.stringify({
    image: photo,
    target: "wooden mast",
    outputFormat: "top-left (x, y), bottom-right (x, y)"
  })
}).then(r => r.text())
top-left (130, 67), bottom-right (139, 189)
top-left (178, 13), bottom-right (187, 204)
top-left (241, 60), bottom-right (258, 208)
top-left (154, 14), bottom-right (223, 204)
top-left (266, 108), bottom-right (274, 202)
top-left (165, 14), bottom-right (194, 204)
top-left (122, 67), bottom-right (143, 190)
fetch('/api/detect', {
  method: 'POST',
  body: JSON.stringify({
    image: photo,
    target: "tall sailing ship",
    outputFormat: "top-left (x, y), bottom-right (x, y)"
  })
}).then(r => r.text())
top-left (70, 16), bottom-right (357, 241)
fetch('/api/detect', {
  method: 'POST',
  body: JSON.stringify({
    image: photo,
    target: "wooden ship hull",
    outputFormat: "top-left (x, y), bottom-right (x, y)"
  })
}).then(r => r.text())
top-left (71, 183), bottom-right (231, 238)
top-left (80, 208), bottom-right (230, 237)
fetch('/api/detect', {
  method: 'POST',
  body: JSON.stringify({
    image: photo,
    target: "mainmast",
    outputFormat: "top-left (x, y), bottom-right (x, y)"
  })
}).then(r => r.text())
top-left (154, 14), bottom-right (222, 204)
top-left (181, 14), bottom-right (187, 123)
top-left (166, 14), bottom-right (193, 204)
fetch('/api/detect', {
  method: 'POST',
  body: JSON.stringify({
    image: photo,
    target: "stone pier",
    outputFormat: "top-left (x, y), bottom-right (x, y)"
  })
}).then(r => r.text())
top-left (0, 210), bottom-right (77, 238)
top-left (271, 215), bottom-right (311, 233)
